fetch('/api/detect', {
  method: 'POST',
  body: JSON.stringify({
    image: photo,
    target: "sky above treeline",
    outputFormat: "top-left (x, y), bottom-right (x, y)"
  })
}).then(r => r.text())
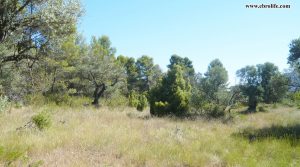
top-left (79, 0), bottom-right (300, 85)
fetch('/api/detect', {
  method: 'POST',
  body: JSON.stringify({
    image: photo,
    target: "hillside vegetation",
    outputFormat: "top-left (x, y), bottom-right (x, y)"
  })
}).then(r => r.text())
top-left (1, 1), bottom-right (300, 166)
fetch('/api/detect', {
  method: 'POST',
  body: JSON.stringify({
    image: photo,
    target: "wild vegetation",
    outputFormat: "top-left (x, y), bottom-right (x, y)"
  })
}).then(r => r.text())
top-left (1, 0), bottom-right (300, 166)
top-left (0, 105), bottom-right (300, 166)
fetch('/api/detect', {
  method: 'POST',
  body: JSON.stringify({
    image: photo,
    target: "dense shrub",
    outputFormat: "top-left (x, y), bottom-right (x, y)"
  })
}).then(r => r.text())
top-left (291, 92), bottom-right (300, 108)
top-left (203, 103), bottom-right (226, 118)
top-left (153, 101), bottom-right (169, 116)
top-left (32, 112), bottom-right (52, 130)
top-left (128, 91), bottom-right (148, 111)
top-left (46, 93), bottom-right (73, 106)
top-left (292, 91), bottom-right (300, 102)
top-left (129, 91), bottom-right (139, 107)
top-left (136, 94), bottom-right (148, 111)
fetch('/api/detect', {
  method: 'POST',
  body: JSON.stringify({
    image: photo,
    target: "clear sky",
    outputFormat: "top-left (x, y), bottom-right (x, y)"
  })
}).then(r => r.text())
top-left (79, 0), bottom-right (300, 85)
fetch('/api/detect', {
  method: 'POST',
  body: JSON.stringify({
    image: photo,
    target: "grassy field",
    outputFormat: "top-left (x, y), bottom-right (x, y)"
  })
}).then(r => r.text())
top-left (0, 105), bottom-right (299, 167)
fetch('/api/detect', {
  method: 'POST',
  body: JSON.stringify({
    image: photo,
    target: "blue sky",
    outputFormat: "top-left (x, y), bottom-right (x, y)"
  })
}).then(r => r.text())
top-left (79, 0), bottom-right (300, 85)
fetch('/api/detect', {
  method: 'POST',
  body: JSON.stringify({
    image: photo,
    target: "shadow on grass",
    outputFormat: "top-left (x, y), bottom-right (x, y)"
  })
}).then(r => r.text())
top-left (234, 124), bottom-right (300, 146)
top-left (239, 108), bottom-right (268, 115)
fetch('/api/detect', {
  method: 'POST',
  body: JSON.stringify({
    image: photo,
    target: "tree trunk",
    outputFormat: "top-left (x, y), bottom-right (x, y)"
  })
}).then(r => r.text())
top-left (92, 83), bottom-right (106, 107)
top-left (248, 96), bottom-right (257, 112)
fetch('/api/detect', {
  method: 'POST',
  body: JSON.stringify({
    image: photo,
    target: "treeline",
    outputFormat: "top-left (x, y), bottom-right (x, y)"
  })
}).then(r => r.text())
top-left (1, 0), bottom-right (300, 117)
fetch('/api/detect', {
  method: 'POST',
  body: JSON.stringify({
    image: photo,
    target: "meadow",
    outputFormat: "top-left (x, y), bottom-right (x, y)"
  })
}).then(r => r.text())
top-left (0, 105), bottom-right (299, 167)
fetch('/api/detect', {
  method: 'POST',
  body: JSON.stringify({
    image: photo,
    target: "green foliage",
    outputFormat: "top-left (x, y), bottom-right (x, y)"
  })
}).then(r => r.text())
top-left (201, 59), bottom-right (228, 104)
top-left (0, 96), bottom-right (9, 113)
top-left (168, 54), bottom-right (195, 78)
top-left (190, 59), bottom-right (230, 117)
top-left (258, 105), bottom-right (268, 112)
top-left (237, 66), bottom-right (264, 111)
top-left (128, 91), bottom-right (148, 111)
top-left (0, 146), bottom-right (27, 166)
top-left (237, 63), bottom-right (289, 111)
top-left (79, 36), bottom-right (126, 106)
top-left (190, 87), bottom-right (206, 112)
top-left (288, 91), bottom-right (300, 108)
top-left (151, 101), bottom-right (169, 116)
top-left (136, 94), bottom-right (148, 111)
top-left (288, 37), bottom-right (300, 69)
top-left (268, 74), bottom-right (289, 103)
top-left (292, 91), bottom-right (300, 101)
top-left (32, 112), bottom-right (52, 130)
top-left (149, 64), bottom-right (191, 116)
top-left (47, 93), bottom-right (73, 106)
top-left (257, 62), bottom-right (288, 103)
top-left (129, 91), bottom-right (140, 107)
top-left (102, 91), bottom-right (128, 107)
top-left (0, 0), bottom-right (82, 63)
top-left (118, 56), bottom-right (139, 92)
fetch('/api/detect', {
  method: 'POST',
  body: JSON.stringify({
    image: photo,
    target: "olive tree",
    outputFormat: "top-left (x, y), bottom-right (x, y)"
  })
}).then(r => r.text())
top-left (0, 0), bottom-right (82, 63)
top-left (79, 36), bottom-right (125, 106)
top-left (237, 66), bottom-right (263, 111)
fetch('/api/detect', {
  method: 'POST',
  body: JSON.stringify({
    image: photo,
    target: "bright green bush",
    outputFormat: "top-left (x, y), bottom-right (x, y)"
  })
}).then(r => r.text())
top-left (293, 91), bottom-right (300, 100)
top-left (32, 112), bottom-right (52, 130)
top-left (128, 91), bottom-right (149, 111)
top-left (151, 101), bottom-right (169, 116)
top-left (129, 91), bottom-right (139, 107)
top-left (136, 94), bottom-right (148, 111)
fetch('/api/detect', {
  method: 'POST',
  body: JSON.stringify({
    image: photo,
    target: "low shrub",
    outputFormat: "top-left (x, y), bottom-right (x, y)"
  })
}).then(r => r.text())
top-left (136, 94), bottom-right (148, 111)
top-left (203, 103), bottom-right (226, 118)
top-left (129, 91), bottom-right (139, 107)
top-left (46, 93), bottom-right (73, 106)
top-left (32, 112), bottom-right (52, 130)
top-left (129, 91), bottom-right (148, 111)
top-left (0, 145), bottom-right (27, 166)
top-left (150, 101), bottom-right (169, 116)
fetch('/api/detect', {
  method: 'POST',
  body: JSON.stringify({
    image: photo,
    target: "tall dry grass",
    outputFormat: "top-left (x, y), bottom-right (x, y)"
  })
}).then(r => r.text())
top-left (0, 105), bottom-right (299, 166)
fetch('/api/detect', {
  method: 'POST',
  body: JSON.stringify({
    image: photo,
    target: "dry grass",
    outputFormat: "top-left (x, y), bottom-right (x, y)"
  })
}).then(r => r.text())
top-left (0, 105), bottom-right (299, 167)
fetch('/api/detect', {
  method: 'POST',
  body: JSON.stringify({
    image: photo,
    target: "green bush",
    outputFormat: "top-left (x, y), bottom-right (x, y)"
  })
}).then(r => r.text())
top-left (291, 91), bottom-right (300, 107)
top-left (203, 103), bottom-right (225, 118)
top-left (0, 145), bottom-right (27, 166)
top-left (136, 94), bottom-right (148, 111)
top-left (103, 91), bottom-right (128, 107)
top-left (129, 91), bottom-right (139, 107)
top-left (0, 96), bottom-right (9, 113)
top-left (47, 93), bottom-right (73, 106)
top-left (151, 101), bottom-right (169, 116)
top-left (258, 105), bottom-right (268, 112)
top-left (32, 112), bottom-right (52, 130)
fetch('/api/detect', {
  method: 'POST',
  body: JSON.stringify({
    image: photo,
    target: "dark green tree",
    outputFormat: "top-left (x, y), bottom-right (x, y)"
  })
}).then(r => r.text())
top-left (257, 62), bottom-right (288, 103)
top-left (136, 55), bottom-right (162, 92)
top-left (201, 59), bottom-right (228, 104)
top-left (269, 74), bottom-right (289, 103)
top-left (288, 37), bottom-right (300, 70)
top-left (168, 54), bottom-right (195, 79)
top-left (237, 66), bottom-right (263, 111)
top-left (117, 56), bottom-right (139, 93)
top-left (149, 64), bottom-right (191, 116)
